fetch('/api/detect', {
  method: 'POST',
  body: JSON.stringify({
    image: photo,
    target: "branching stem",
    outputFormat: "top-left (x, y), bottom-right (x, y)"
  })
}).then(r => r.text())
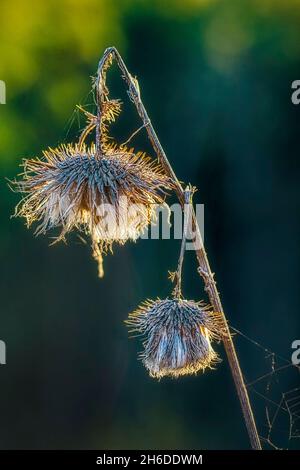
top-left (96, 46), bottom-right (262, 450)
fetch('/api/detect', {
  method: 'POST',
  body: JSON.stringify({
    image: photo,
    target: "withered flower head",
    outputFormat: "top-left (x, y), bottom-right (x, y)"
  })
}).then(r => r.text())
top-left (127, 298), bottom-right (222, 378)
top-left (13, 140), bottom-right (172, 277)
top-left (11, 45), bottom-right (173, 278)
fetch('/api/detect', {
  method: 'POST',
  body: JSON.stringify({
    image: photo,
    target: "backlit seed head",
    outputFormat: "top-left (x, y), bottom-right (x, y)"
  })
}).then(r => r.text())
top-left (13, 143), bottom-right (172, 276)
top-left (127, 298), bottom-right (223, 378)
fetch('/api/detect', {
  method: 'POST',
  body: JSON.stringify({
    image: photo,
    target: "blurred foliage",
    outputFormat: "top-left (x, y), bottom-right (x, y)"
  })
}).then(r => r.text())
top-left (0, 0), bottom-right (300, 450)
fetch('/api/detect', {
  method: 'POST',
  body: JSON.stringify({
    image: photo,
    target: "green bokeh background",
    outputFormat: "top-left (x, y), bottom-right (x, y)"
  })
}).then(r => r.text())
top-left (0, 0), bottom-right (300, 449)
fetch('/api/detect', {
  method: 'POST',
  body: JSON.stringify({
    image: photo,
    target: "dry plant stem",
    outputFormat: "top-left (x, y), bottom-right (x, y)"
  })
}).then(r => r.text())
top-left (172, 186), bottom-right (193, 299)
top-left (95, 52), bottom-right (111, 157)
top-left (99, 47), bottom-right (261, 450)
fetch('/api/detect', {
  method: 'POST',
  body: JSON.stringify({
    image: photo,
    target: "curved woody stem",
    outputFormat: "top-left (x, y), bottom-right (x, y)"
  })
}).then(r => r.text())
top-left (97, 47), bottom-right (262, 450)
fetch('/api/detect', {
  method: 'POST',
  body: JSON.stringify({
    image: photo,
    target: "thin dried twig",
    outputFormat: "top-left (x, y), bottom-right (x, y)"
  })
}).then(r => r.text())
top-left (171, 185), bottom-right (193, 299)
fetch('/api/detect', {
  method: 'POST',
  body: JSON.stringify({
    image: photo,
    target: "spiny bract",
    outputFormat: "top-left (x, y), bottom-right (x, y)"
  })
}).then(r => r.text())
top-left (127, 298), bottom-right (222, 378)
top-left (13, 142), bottom-right (172, 277)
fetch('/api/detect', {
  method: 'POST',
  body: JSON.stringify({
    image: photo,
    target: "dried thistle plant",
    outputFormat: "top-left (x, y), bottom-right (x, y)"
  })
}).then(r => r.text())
top-left (11, 47), bottom-right (261, 448)
top-left (95, 47), bottom-right (260, 448)
top-left (12, 58), bottom-right (172, 277)
top-left (127, 187), bottom-right (223, 378)
top-left (127, 298), bottom-right (222, 378)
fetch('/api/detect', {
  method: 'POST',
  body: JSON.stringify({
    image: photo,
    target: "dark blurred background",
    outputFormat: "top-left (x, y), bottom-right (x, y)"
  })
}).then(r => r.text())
top-left (0, 0), bottom-right (300, 450)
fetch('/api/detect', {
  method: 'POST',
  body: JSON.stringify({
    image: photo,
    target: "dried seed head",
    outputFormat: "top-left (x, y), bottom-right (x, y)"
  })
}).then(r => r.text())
top-left (13, 142), bottom-right (172, 276)
top-left (127, 298), bottom-right (222, 378)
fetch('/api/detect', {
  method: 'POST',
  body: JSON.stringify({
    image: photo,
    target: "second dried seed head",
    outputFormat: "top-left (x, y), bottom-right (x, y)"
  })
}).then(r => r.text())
top-left (127, 297), bottom-right (222, 378)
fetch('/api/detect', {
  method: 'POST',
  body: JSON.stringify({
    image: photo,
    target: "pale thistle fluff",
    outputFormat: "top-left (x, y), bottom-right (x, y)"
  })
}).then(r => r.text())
top-left (127, 298), bottom-right (222, 378)
top-left (13, 142), bottom-right (172, 276)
